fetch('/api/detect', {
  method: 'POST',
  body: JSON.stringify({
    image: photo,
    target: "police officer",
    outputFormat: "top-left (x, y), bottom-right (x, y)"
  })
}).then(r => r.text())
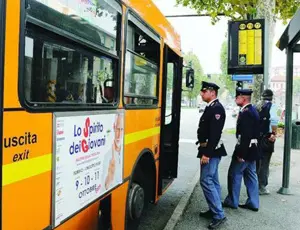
top-left (197, 81), bottom-right (227, 229)
top-left (256, 89), bottom-right (279, 195)
top-left (223, 89), bottom-right (260, 211)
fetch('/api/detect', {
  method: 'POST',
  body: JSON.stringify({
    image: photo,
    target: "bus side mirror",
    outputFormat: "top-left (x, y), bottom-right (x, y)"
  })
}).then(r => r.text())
top-left (186, 68), bottom-right (194, 88)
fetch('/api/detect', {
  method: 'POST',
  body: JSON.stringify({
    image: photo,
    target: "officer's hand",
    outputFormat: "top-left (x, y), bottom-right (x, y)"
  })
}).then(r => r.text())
top-left (237, 157), bottom-right (245, 163)
top-left (201, 155), bottom-right (210, 165)
top-left (268, 134), bottom-right (276, 142)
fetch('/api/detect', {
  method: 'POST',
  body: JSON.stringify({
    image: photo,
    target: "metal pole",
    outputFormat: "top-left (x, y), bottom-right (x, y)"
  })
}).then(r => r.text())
top-left (263, 18), bottom-right (270, 89)
top-left (278, 46), bottom-right (293, 195)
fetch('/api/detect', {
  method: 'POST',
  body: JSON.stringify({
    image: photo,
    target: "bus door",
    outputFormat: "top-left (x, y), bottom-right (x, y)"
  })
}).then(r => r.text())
top-left (0, 0), bottom-right (5, 98)
top-left (0, 2), bottom-right (5, 133)
top-left (159, 45), bottom-right (183, 194)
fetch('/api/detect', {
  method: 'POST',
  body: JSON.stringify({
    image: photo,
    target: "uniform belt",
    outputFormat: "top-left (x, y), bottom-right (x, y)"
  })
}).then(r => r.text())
top-left (249, 139), bottom-right (258, 147)
top-left (216, 140), bottom-right (223, 149)
top-left (200, 139), bottom-right (223, 149)
top-left (236, 138), bottom-right (258, 147)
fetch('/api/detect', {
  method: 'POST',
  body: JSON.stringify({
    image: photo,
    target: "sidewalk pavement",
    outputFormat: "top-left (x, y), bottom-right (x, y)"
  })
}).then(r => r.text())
top-left (168, 134), bottom-right (300, 230)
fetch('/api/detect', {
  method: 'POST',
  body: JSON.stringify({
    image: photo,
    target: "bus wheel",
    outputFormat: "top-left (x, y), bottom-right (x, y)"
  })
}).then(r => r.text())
top-left (128, 183), bottom-right (145, 221)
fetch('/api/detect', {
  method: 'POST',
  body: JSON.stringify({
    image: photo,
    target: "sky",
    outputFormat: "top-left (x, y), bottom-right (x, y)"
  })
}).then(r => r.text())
top-left (153, 0), bottom-right (298, 74)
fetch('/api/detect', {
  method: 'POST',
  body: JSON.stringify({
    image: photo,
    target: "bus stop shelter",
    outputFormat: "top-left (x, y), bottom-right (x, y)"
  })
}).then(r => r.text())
top-left (276, 9), bottom-right (300, 194)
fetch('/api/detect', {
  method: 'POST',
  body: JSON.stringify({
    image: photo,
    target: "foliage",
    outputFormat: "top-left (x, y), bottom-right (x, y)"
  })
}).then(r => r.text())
top-left (176, 0), bottom-right (300, 106)
top-left (278, 121), bottom-right (285, 129)
top-left (224, 128), bottom-right (236, 134)
top-left (220, 40), bottom-right (236, 96)
top-left (175, 0), bottom-right (300, 24)
top-left (252, 75), bottom-right (263, 104)
top-left (277, 108), bottom-right (282, 117)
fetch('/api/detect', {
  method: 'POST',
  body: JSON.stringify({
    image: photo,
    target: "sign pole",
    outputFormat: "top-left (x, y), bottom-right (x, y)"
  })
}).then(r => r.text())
top-left (263, 18), bottom-right (269, 89)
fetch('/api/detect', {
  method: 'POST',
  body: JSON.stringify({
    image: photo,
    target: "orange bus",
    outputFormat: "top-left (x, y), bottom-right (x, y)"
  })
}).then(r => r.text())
top-left (0, 0), bottom-right (193, 229)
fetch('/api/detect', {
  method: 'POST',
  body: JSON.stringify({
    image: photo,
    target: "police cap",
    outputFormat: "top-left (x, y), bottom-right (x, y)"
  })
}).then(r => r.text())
top-left (201, 81), bottom-right (220, 92)
top-left (236, 88), bottom-right (253, 97)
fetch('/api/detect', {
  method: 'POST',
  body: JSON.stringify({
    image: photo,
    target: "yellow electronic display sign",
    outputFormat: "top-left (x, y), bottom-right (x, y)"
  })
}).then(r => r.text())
top-left (228, 19), bottom-right (264, 74)
top-left (238, 22), bottom-right (262, 66)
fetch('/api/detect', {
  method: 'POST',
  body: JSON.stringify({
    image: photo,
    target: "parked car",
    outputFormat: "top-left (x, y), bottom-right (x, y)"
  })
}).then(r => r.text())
top-left (198, 103), bottom-right (206, 112)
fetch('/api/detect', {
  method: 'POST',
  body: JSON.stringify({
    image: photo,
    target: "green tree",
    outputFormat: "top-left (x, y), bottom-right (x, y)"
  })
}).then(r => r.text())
top-left (208, 74), bottom-right (226, 96)
top-left (182, 51), bottom-right (205, 107)
top-left (175, 0), bottom-right (300, 24)
top-left (176, 0), bottom-right (300, 104)
top-left (220, 40), bottom-right (236, 96)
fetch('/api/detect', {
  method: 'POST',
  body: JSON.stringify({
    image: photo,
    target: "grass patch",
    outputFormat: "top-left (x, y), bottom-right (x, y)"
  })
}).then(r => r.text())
top-left (270, 162), bottom-right (282, 167)
top-left (224, 128), bottom-right (236, 134)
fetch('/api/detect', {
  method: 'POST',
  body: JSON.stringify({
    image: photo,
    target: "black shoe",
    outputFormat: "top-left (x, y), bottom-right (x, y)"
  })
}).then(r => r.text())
top-left (238, 204), bottom-right (259, 212)
top-left (208, 217), bottom-right (227, 229)
top-left (199, 210), bottom-right (213, 219)
top-left (222, 202), bottom-right (237, 209)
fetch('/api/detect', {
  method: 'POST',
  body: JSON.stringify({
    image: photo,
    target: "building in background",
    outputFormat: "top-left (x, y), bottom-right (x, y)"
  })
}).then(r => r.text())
top-left (270, 66), bottom-right (300, 120)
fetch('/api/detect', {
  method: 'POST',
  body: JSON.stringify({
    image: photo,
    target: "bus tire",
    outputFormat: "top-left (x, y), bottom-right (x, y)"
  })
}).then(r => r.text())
top-left (128, 183), bottom-right (145, 221)
top-left (126, 165), bottom-right (147, 229)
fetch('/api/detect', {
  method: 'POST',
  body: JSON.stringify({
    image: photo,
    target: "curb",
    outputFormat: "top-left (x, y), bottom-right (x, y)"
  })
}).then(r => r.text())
top-left (163, 168), bottom-right (200, 230)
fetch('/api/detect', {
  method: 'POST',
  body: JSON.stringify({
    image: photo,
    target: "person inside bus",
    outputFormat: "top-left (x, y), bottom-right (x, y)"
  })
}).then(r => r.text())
top-left (46, 80), bottom-right (57, 102)
top-left (196, 81), bottom-right (227, 229)
top-left (103, 79), bottom-right (114, 103)
top-left (55, 82), bottom-right (69, 102)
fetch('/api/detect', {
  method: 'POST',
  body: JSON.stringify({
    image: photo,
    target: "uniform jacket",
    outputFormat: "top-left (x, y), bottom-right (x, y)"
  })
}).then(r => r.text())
top-left (234, 104), bottom-right (260, 161)
top-left (197, 99), bottom-right (227, 158)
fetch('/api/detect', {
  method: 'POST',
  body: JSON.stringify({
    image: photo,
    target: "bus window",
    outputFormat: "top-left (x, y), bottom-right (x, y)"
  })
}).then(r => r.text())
top-left (165, 63), bottom-right (174, 124)
top-left (23, 0), bottom-right (121, 107)
top-left (124, 14), bottom-right (160, 106)
top-left (24, 30), bottom-right (116, 105)
top-left (26, 0), bottom-right (121, 55)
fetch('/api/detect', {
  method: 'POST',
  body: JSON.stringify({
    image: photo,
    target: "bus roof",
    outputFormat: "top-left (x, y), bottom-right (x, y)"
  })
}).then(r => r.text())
top-left (123, 0), bottom-right (182, 56)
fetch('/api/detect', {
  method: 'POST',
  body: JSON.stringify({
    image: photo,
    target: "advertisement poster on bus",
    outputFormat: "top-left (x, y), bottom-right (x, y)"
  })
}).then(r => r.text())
top-left (52, 111), bottom-right (124, 227)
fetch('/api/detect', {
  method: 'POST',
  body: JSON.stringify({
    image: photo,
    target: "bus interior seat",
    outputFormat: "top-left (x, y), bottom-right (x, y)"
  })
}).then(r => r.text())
top-left (104, 79), bottom-right (114, 103)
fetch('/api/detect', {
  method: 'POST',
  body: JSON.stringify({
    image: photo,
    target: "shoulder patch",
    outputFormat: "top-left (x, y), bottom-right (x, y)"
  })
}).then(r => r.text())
top-left (215, 114), bottom-right (221, 120)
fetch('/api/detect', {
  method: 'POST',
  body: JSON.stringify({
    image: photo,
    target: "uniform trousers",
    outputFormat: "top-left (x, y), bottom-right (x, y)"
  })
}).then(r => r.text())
top-left (224, 157), bottom-right (259, 209)
top-left (200, 157), bottom-right (225, 220)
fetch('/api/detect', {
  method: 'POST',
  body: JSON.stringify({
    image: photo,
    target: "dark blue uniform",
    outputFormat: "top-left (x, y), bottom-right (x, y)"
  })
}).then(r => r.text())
top-left (197, 97), bottom-right (227, 221)
top-left (224, 96), bottom-right (260, 210)
top-left (234, 104), bottom-right (260, 161)
top-left (197, 99), bottom-right (227, 158)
